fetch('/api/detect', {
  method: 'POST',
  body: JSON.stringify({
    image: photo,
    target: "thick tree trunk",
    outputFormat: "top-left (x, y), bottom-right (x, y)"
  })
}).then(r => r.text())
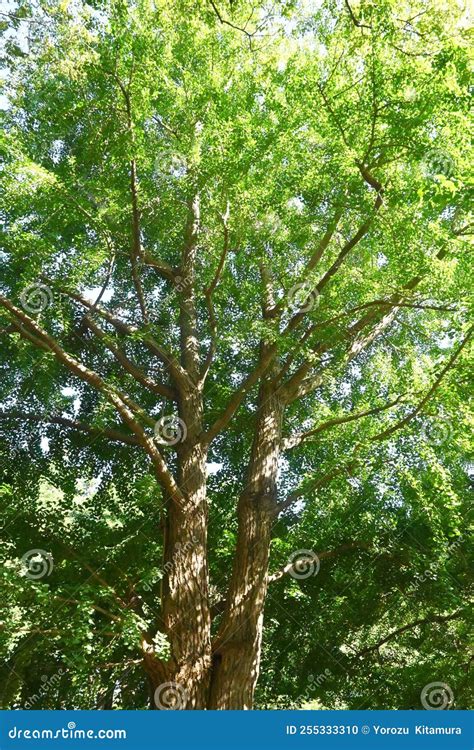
top-left (143, 198), bottom-right (282, 709)
top-left (209, 381), bottom-right (283, 709)
top-left (144, 386), bottom-right (212, 709)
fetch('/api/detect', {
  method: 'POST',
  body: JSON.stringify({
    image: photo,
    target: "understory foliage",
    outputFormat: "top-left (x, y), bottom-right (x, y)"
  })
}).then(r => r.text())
top-left (0, 0), bottom-right (472, 709)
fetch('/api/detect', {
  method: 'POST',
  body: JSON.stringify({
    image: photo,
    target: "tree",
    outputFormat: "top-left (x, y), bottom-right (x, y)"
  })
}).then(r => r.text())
top-left (0, 0), bottom-right (472, 709)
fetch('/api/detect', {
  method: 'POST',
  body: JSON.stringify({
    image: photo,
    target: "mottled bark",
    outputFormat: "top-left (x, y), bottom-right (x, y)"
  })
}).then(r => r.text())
top-left (209, 379), bottom-right (283, 709)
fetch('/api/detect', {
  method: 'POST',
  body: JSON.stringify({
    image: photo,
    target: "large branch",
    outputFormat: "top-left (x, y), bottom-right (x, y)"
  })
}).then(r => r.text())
top-left (179, 193), bottom-right (201, 381)
top-left (205, 168), bottom-right (384, 429)
top-left (0, 410), bottom-right (141, 447)
top-left (279, 167), bottom-right (384, 400)
top-left (270, 202), bottom-right (344, 320)
top-left (141, 249), bottom-right (175, 281)
top-left (84, 316), bottom-right (175, 400)
top-left (115, 73), bottom-right (148, 324)
top-left (280, 330), bottom-right (471, 512)
top-left (42, 278), bottom-right (189, 390)
top-left (202, 344), bottom-right (278, 444)
top-left (346, 245), bottom-right (450, 360)
top-left (129, 156), bottom-right (149, 323)
top-left (0, 297), bottom-right (185, 506)
top-left (278, 459), bottom-right (359, 513)
top-left (200, 202), bottom-right (230, 385)
top-left (285, 283), bottom-right (455, 404)
top-left (315, 170), bottom-right (383, 296)
top-left (5, 313), bottom-right (149, 425)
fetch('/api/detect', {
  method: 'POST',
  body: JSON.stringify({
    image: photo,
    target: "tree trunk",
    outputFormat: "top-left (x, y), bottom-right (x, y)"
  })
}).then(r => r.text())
top-left (145, 387), bottom-right (212, 709)
top-left (209, 380), bottom-right (283, 709)
top-left (143, 198), bottom-right (283, 708)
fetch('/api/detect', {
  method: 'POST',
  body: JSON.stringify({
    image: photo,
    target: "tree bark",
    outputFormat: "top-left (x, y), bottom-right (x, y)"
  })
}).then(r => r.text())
top-left (144, 384), bottom-right (213, 709)
top-left (209, 379), bottom-right (283, 709)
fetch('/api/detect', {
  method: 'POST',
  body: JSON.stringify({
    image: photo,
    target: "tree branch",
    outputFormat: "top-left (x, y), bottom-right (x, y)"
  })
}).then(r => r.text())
top-left (200, 202), bottom-right (230, 384)
top-left (282, 393), bottom-right (407, 451)
top-left (0, 410), bottom-right (141, 447)
top-left (371, 328), bottom-right (472, 442)
top-left (41, 279), bottom-right (188, 390)
top-left (277, 460), bottom-right (359, 513)
top-left (344, 0), bottom-right (372, 30)
top-left (0, 297), bottom-right (185, 506)
top-left (268, 542), bottom-right (370, 582)
top-left (84, 316), bottom-right (175, 400)
top-left (353, 610), bottom-right (463, 658)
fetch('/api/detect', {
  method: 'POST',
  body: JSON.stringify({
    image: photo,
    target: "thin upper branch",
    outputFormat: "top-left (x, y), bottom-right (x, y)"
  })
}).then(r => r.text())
top-left (371, 328), bottom-right (472, 442)
top-left (344, 0), bottom-right (372, 30)
top-left (268, 542), bottom-right (370, 582)
top-left (353, 610), bottom-right (462, 658)
top-left (278, 459), bottom-right (359, 513)
top-left (282, 393), bottom-right (407, 451)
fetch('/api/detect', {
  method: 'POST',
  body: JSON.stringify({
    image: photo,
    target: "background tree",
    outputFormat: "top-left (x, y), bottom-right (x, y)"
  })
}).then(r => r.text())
top-left (0, 0), bottom-right (472, 709)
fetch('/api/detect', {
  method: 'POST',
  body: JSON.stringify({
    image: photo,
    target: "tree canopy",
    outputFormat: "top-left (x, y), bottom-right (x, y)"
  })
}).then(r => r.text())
top-left (0, 0), bottom-right (472, 710)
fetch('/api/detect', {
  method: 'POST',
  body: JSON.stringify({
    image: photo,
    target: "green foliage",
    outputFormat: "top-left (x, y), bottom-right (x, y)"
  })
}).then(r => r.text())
top-left (0, 0), bottom-right (472, 709)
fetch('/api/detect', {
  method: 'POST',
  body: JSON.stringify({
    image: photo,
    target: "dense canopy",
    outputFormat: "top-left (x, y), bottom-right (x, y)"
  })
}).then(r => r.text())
top-left (0, 0), bottom-right (472, 710)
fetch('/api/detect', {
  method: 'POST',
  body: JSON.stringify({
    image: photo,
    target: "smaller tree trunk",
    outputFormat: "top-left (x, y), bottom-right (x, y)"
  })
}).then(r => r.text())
top-left (209, 381), bottom-right (283, 709)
